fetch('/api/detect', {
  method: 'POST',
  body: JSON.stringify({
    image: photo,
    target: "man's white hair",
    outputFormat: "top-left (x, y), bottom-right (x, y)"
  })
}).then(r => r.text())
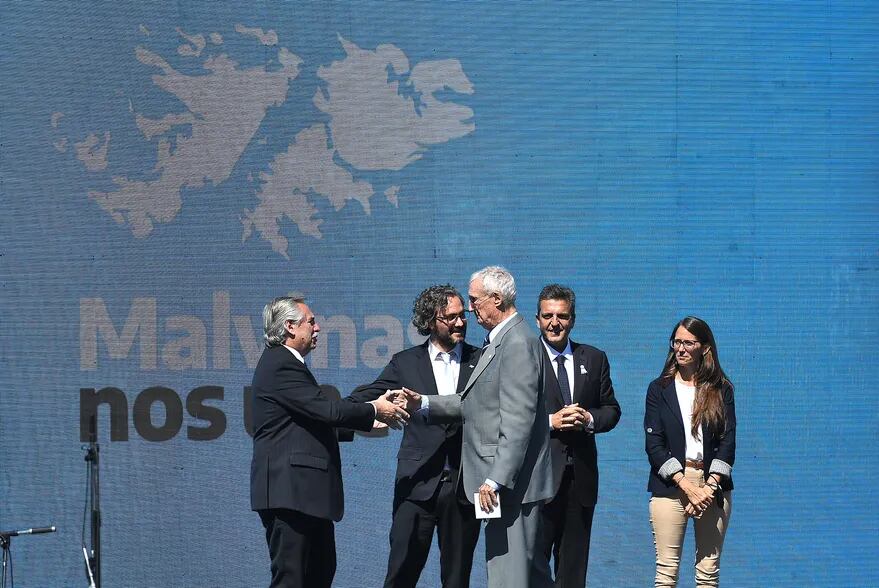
top-left (471, 266), bottom-right (516, 308)
top-left (263, 296), bottom-right (306, 347)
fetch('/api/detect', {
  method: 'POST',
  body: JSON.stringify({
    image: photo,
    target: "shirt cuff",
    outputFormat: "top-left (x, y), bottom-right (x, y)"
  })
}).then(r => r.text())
top-left (658, 458), bottom-right (684, 481)
top-left (585, 412), bottom-right (594, 432)
top-left (484, 478), bottom-right (499, 491)
top-left (708, 459), bottom-right (732, 478)
top-left (420, 395), bottom-right (430, 413)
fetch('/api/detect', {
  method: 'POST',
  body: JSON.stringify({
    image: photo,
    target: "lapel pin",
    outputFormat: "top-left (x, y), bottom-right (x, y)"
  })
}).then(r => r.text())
top-left (580, 365), bottom-right (587, 375)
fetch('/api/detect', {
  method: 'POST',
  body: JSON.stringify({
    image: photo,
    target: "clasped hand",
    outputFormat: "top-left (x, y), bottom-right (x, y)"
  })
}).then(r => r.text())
top-left (386, 387), bottom-right (423, 413)
top-left (680, 480), bottom-right (714, 518)
top-left (369, 390), bottom-right (410, 429)
top-left (551, 403), bottom-right (592, 431)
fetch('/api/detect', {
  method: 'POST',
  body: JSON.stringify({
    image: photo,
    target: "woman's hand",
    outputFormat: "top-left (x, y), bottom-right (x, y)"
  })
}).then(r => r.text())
top-left (678, 477), bottom-right (713, 512)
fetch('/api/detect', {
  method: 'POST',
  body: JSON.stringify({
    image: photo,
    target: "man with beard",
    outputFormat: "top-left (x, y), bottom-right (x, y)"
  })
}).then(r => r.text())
top-left (349, 284), bottom-right (482, 588)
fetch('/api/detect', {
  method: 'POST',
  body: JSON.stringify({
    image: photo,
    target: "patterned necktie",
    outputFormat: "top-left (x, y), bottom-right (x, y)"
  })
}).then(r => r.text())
top-left (556, 355), bottom-right (573, 405)
top-left (482, 334), bottom-right (491, 348)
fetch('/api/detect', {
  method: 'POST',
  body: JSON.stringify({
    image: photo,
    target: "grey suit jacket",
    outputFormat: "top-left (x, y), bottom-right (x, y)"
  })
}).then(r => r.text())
top-left (429, 314), bottom-right (554, 505)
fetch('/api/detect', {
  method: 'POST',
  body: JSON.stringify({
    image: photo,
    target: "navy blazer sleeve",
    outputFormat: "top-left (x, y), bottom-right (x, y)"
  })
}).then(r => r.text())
top-left (711, 383), bottom-right (736, 475)
top-left (644, 379), bottom-right (675, 475)
top-left (256, 357), bottom-right (375, 431)
top-left (347, 355), bottom-right (402, 404)
top-left (589, 351), bottom-right (621, 434)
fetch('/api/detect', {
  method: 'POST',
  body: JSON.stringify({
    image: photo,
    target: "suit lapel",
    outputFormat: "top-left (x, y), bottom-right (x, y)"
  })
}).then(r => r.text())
top-left (572, 342), bottom-right (588, 405)
top-left (462, 341), bottom-right (495, 396)
top-left (462, 314), bottom-right (524, 395)
top-left (662, 379), bottom-right (685, 429)
top-left (283, 346), bottom-right (318, 385)
top-left (446, 344), bottom-right (478, 434)
top-left (457, 344), bottom-right (478, 394)
top-left (416, 342), bottom-right (441, 396)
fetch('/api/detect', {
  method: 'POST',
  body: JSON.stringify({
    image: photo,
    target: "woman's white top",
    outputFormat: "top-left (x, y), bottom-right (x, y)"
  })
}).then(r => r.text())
top-left (675, 380), bottom-right (704, 461)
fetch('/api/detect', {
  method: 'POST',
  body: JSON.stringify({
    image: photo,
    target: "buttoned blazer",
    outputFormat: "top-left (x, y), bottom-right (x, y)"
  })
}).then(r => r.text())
top-left (428, 314), bottom-right (554, 504)
top-left (249, 345), bottom-right (376, 521)
top-left (544, 341), bottom-right (621, 505)
top-left (348, 341), bottom-right (479, 501)
top-left (644, 377), bottom-right (736, 497)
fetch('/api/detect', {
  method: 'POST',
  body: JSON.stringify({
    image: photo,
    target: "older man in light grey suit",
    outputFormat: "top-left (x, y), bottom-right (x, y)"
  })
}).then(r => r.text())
top-left (399, 266), bottom-right (554, 588)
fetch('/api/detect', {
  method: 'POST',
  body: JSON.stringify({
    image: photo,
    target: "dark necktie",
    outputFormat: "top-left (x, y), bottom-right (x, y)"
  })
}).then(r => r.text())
top-left (556, 355), bottom-right (573, 405)
top-left (482, 334), bottom-right (491, 348)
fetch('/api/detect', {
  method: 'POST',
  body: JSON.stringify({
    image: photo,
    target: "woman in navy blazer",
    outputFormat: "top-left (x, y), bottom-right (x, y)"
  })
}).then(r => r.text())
top-left (644, 316), bottom-right (736, 587)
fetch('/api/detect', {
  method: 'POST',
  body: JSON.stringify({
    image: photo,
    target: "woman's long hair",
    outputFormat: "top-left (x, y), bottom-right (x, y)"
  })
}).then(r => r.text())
top-left (659, 316), bottom-right (732, 438)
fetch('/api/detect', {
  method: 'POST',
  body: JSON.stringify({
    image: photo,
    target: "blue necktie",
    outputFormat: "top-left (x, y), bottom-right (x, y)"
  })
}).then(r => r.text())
top-left (556, 355), bottom-right (572, 405)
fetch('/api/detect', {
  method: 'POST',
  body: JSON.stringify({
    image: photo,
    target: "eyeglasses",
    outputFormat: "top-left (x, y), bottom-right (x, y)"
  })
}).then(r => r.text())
top-left (468, 293), bottom-right (492, 308)
top-left (670, 339), bottom-right (701, 351)
top-left (435, 311), bottom-right (469, 325)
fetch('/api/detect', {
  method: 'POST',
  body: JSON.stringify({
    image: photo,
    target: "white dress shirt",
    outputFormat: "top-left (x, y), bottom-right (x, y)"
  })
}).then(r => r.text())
top-left (428, 341), bottom-right (462, 396)
top-left (675, 380), bottom-right (703, 461)
top-left (283, 344), bottom-right (306, 364)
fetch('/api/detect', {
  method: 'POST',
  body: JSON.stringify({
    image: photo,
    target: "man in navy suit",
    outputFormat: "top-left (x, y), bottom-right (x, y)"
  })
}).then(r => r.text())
top-left (349, 284), bottom-right (482, 588)
top-left (536, 284), bottom-right (621, 587)
top-left (250, 296), bottom-right (407, 588)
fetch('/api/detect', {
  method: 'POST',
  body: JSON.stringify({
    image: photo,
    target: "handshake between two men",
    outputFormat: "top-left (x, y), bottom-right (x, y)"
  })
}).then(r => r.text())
top-left (364, 387), bottom-right (422, 430)
top-left (368, 388), bottom-right (412, 430)
top-left (365, 388), bottom-right (422, 431)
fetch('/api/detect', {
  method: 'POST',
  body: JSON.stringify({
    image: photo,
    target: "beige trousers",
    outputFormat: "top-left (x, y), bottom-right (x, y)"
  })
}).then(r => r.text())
top-left (649, 468), bottom-right (732, 587)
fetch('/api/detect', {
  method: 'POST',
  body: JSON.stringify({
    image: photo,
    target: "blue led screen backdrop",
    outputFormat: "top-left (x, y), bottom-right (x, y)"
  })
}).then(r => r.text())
top-left (1, 2), bottom-right (876, 586)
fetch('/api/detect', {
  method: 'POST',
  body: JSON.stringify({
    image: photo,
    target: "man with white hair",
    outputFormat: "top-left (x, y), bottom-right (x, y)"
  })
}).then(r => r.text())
top-left (400, 267), bottom-right (555, 588)
top-left (250, 296), bottom-right (407, 588)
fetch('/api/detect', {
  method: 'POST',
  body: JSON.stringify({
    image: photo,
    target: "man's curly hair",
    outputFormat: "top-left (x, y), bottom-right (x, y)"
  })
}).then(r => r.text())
top-left (411, 284), bottom-right (464, 336)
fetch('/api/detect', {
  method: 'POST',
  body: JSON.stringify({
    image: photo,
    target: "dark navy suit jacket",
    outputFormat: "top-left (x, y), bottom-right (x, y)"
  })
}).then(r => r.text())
top-left (644, 377), bottom-right (736, 497)
top-left (349, 341), bottom-right (479, 502)
top-left (249, 345), bottom-right (375, 521)
top-left (544, 341), bottom-right (621, 506)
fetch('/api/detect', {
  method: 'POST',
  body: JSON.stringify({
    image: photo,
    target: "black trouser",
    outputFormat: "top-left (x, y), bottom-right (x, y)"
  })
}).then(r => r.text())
top-left (540, 466), bottom-right (596, 588)
top-left (259, 508), bottom-right (335, 588)
top-left (383, 474), bottom-right (482, 588)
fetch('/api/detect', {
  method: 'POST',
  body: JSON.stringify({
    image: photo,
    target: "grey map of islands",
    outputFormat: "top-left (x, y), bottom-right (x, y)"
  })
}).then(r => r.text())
top-left (52, 24), bottom-right (476, 258)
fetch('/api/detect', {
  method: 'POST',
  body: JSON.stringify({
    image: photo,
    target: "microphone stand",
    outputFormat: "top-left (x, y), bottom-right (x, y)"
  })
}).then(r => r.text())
top-left (0, 527), bottom-right (57, 588)
top-left (0, 532), bottom-right (10, 588)
top-left (83, 414), bottom-right (101, 588)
